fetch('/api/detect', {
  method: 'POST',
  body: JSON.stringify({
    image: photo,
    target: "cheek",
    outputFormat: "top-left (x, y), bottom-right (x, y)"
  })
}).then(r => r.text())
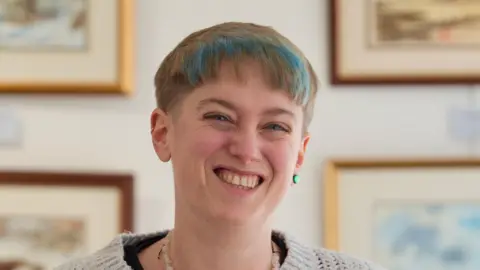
top-left (171, 127), bottom-right (227, 188)
top-left (264, 141), bottom-right (297, 176)
top-left (177, 127), bottom-right (227, 159)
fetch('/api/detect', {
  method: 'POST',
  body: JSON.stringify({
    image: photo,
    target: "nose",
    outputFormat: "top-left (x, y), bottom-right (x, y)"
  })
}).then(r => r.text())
top-left (228, 128), bottom-right (262, 164)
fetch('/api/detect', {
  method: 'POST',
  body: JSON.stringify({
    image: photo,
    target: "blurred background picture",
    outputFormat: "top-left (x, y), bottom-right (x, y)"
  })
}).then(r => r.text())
top-left (0, 216), bottom-right (86, 270)
top-left (373, 203), bottom-right (480, 269)
top-left (371, 0), bottom-right (480, 47)
top-left (0, 0), bottom-right (87, 50)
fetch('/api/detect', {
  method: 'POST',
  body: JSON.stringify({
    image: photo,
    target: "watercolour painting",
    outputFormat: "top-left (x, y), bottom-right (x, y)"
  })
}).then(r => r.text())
top-left (330, 0), bottom-right (480, 84)
top-left (0, 0), bottom-right (87, 50)
top-left (323, 159), bottom-right (480, 270)
top-left (0, 0), bottom-right (133, 94)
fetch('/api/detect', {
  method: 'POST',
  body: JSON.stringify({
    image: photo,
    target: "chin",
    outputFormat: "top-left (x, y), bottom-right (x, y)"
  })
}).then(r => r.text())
top-left (209, 206), bottom-right (265, 226)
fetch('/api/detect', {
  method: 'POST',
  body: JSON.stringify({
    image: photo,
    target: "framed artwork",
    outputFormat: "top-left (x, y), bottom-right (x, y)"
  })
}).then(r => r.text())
top-left (0, 171), bottom-right (134, 269)
top-left (0, 0), bottom-right (134, 94)
top-left (329, 0), bottom-right (480, 85)
top-left (323, 158), bottom-right (480, 270)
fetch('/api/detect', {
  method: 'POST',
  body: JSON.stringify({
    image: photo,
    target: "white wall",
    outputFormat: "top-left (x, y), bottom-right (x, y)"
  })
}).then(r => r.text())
top-left (1, 0), bottom-right (479, 248)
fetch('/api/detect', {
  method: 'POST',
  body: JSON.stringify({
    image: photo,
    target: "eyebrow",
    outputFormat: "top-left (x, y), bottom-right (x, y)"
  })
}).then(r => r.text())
top-left (197, 98), bottom-right (236, 111)
top-left (196, 98), bottom-right (295, 118)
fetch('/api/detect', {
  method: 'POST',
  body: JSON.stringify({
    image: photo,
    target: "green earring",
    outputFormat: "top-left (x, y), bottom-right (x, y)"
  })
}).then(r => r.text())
top-left (293, 174), bottom-right (299, 184)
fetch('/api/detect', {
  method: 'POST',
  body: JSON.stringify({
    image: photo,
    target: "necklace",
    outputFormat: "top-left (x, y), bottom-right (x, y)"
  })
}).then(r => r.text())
top-left (157, 231), bottom-right (281, 270)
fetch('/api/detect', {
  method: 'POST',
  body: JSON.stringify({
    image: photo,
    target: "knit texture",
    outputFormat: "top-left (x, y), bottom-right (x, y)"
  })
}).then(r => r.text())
top-left (54, 230), bottom-right (387, 270)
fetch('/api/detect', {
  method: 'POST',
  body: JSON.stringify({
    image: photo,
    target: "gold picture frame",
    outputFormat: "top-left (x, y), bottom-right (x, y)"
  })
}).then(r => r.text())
top-left (0, 0), bottom-right (134, 94)
top-left (329, 0), bottom-right (480, 85)
top-left (323, 158), bottom-right (480, 269)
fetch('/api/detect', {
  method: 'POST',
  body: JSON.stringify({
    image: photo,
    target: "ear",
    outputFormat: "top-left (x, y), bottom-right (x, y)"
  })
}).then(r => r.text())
top-left (290, 133), bottom-right (310, 186)
top-left (150, 108), bottom-right (172, 162)
top-left (295, 133), bottom-right (310, 172)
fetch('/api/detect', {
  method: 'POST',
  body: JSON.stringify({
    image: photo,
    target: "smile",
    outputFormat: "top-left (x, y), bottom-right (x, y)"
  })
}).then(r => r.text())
top-left (214, 169), bottom-right (263, 189)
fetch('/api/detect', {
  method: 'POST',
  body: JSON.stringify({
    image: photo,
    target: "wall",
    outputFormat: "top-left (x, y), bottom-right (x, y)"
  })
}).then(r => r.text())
top-left (1, 0), bottom-right (479, 247)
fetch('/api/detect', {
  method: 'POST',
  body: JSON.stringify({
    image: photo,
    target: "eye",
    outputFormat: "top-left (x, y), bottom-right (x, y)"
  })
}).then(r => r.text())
top-left (264, 123), bottom-right (289, 132)
top-left (203, 113), bottom-right (232, 122)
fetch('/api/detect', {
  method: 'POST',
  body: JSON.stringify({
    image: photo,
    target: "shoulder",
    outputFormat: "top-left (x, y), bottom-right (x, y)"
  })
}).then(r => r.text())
top-left (53, 230), bottom-right (168, 270)
top-left (274, 230), bottom-right (388, 270)
top-left (310, 246), bottom-right (388, 270)
top-left (53, 234), bottom-right (126, 270)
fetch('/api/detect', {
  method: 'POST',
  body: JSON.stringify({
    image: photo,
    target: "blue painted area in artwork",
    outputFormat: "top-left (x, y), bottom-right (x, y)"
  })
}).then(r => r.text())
top-left (373, 204), bottom-right (480, 270)
top-left (458, 215), bottom-right (480, 230)
top-left (5, 25), bottom-right (34, 39)
top-left (376, 212), bottom-right (413, 243)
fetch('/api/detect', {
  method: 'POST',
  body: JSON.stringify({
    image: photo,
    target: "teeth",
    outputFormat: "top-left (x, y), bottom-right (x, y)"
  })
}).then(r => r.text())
top-left (217, 170), bottom-right (260, 189)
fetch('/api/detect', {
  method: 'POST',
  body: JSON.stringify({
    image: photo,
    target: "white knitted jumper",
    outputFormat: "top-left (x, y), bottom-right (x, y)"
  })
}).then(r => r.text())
top-left (54, 230), bottom-right (387, 270)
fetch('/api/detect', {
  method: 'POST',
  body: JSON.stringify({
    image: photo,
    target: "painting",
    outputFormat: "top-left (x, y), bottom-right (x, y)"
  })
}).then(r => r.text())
top-left (370, 0), bottom-right (480, 47)
top-left (0, 0), bottom-right (134, 94)
top-left (0, 0), bottom-right (88, 50)
top-left (329, 0), bottom-right (480, 85)
top-left (0, 216), bottom-right (86, 270)
top-left (0, 171), bottom-right (134, 269)
top-left (323, 159), bottom-right (480, 270)
top-left (373, 203), bottom-right (480, 270)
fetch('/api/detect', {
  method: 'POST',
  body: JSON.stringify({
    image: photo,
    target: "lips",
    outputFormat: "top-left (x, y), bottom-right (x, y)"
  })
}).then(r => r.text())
top-left (214, 168), bottom-right (263, 189)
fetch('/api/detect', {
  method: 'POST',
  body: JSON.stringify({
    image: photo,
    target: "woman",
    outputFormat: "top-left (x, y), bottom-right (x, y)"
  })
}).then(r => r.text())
top-left (55, 22), bottom-right (386, 270)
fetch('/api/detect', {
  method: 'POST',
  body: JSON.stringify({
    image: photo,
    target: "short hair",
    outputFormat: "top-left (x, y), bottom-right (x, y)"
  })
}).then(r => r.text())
top-left (154, 22), bottom-right (319, 130)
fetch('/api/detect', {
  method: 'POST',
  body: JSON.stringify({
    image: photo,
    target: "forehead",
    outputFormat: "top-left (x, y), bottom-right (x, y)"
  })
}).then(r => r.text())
top-left (190, 63), bottom-right (298, 111)
top-left (208, 60), bottom-right (269, 86)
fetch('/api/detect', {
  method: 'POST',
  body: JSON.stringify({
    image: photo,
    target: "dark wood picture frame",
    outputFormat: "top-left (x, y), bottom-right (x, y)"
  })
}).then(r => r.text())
top-left (0, 170), bottom-right (134, 269)
top-left (0, 170), bottom-right (134, 268)
top-left (329, 0), bottom-right (480, 85)
top-left (0, 170), bottom-right (134, 232)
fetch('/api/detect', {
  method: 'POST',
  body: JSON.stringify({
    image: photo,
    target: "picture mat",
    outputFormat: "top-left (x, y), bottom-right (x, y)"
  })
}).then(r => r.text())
top-left (337, 167), bottom-right (480, 261)
top-left (0, 0), bottom-right (118, 83)
top-left (337, 0), bottom-right (480, 77)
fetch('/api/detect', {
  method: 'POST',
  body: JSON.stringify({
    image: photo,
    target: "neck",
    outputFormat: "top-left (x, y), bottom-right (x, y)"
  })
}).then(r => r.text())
top-left (169, 207), bottom-right (274, 270)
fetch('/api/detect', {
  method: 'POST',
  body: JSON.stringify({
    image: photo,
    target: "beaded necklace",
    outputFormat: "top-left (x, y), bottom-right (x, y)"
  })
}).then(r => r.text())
top-left (157, 231), bottom-right (281, 270)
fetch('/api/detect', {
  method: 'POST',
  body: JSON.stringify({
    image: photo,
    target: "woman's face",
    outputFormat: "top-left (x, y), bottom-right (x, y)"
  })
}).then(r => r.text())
top-left (151, 64), bottom-right (310, 225)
